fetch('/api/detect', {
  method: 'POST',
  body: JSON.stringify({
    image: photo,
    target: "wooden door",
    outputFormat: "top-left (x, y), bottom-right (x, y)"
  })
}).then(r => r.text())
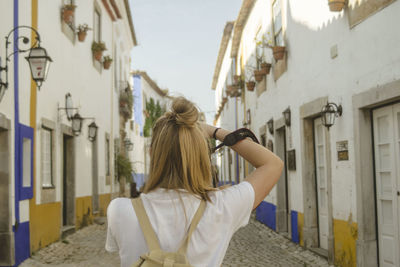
top-left (373, 104), bottom-right (400, 267)
top-left (314, 117), bottom-right (329, 250)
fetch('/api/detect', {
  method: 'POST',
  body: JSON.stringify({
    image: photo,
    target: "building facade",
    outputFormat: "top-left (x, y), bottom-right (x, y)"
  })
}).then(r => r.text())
top-left (130, 71), bottom-right (171, 190)
top-left (211, 0), bottom-right (400, 267)
top-left (0, 0), bottom-right (137, 266)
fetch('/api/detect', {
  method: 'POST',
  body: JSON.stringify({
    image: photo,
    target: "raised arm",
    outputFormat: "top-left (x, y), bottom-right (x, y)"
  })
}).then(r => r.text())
top-left (202, 124), bottom-right (284, 209)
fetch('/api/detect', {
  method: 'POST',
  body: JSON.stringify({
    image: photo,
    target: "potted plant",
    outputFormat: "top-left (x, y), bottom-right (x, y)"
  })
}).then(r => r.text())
top-left (260, 62), bottom-right (272, 75)
top-left (272, 46), bottom-right (286, 61)
top-left (233, 75), bottom-right (241, 84)
top-left (246, 81), bottom-right (256, 91)
top-left (328, 0), bottom-right (346, 11)
top-left (254, 69), bottom-right (264, 82)
top-left (103, 56), bottom-right (113, 70)
top-left (62, 4), bottom-right (77, 24)
top-left (76, 24), bottom-right (91, 42)
top-left (91, 41), bottom-right (107, 61)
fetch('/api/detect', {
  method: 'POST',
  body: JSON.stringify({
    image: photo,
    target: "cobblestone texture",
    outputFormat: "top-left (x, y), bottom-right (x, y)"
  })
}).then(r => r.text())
top-left (222, 214), bottom-right (332, 267)
top-left (21, 214), bottom-right (331, 267)
top-left (20, 223), bottom-right (120, 267)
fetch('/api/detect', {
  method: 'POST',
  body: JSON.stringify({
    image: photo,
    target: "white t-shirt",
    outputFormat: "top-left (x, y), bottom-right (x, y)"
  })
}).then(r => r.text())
top-left (105, 181), bottom-right (255, 267)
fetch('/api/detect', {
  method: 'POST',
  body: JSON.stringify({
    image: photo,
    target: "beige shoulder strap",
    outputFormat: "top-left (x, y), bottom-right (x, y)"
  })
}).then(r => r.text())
top-left (131, 198), bottom-right (161, 251)
top-left (178, 200), bottom-right (206, 254)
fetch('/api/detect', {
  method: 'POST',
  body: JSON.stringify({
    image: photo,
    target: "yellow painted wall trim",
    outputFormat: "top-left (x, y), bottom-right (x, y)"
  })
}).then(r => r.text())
top-left (30, 202), bottom-right (61, 252)
top-left (99, 193), bottom-right (112, 216)
top-left (75, 196), bottom-right (94, 229)
top-left (333, 218), bottom-right (357, 267)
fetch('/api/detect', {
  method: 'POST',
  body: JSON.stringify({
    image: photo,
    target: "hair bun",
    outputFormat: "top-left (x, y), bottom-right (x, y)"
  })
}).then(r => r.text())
top-left (171, 97), bottom-right (198, 128)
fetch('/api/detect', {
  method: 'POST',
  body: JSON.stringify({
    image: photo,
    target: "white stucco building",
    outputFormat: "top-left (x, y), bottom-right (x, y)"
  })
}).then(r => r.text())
top-left (129, 71), bottom-right (171, 190)
top-left (212, 1), bottom-right (400, 267)
top-left (0, 1), bottom-right (137, 265)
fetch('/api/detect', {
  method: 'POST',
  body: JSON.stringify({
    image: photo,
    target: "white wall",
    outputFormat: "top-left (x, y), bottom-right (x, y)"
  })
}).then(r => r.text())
top-left (214, 0), bottom-right (400, 222)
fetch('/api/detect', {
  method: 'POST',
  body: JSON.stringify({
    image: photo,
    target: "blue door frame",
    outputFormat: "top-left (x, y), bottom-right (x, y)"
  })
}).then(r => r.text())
top-left (10, 0), bottom-right (34, 265)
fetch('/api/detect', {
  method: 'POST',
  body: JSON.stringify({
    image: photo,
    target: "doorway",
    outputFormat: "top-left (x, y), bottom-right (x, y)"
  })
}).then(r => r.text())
top-left (62, 134), bottom-right (75, 227)
top-left (372, 103), bottom-right (400, 267)
top-left (0, 118), bottom-right (13, 266)
top-left (276, 126), bottom-right (290, 236)
top-left (313, 117), bottom-right (329, 250)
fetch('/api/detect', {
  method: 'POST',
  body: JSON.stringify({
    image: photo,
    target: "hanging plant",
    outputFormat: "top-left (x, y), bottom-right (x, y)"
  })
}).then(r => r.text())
top-left (272, 46), bottom-right (286, 61)
top-left (328, 0), bottom-right (346, 11)
top-left (62, 4), bottom-right (77, 24)
top-left (91, 41), bottom-right (107, 61)
top-left (103, 55), bottom-right (113, 70)
top-left (76, 24), bottom-right (91, 42)
top-left (260, 62), bottom-right (272, 75)
top-left (246, 81), bottom-right (256, 91)
top-left (254, 70), bottom-right (264, 82)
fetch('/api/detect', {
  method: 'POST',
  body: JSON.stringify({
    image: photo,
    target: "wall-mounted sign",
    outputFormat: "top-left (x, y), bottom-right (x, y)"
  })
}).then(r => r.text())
top-left (336, 140), bottom-right (349, 161)
top-left (287, 149), bottom-right (296, 170)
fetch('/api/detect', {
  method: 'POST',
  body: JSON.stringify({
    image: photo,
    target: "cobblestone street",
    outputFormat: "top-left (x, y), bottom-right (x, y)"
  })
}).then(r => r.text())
top-left (21, 214), bottom-right (331, 267)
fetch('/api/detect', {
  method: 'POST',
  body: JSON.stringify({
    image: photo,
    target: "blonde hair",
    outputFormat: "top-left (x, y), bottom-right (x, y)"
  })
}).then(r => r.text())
top-left (143, 97), bottom-right (215, 201)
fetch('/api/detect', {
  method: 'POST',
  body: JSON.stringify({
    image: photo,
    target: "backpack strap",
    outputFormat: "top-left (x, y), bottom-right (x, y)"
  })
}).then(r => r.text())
top-left (177, 200), bottom-right (206, 254)
top-left (131, 198), bottom-right (161, 251)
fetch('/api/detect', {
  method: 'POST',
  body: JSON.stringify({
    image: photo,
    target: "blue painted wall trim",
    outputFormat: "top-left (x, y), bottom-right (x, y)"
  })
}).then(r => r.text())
top-left (133, 172), bottom-right (145, 190)
top-left (291, 210), bottom-right (299, 244)
top-left (256, 201), bottom-right (276, 231)
top-left (217, 181), bottom-right (235, 187)
top-left (12, 222), bottom-right (30, 266)
top-left (132, 74), bottom-right (143, 135)
top-left (12, 0), bottom-right (31, 265)
top-left (19, 124), bottom-right (34, 200)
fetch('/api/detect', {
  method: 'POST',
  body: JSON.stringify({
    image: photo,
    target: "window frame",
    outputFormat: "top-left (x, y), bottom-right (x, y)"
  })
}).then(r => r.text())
top-left (19, 124), bottom-right (34, 200)
top-left (41, 126), bottom-right (54, 188)
top-left (272, 0), bottom-right (284, 46)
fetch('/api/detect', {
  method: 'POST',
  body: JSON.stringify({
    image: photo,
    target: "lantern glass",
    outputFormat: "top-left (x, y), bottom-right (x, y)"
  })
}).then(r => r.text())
top-left (71, 113), bottom-right (83, 136)
top-left (65, 93), bottom-right (74, 120)
top-left (25, 46), bottom-right (52, 86)
top-left (88, 122), bottom-right (98, 141)
top-left (267, 119), bottom-right (274, 135)
top-left (283, 108), bottom-right (291, 126)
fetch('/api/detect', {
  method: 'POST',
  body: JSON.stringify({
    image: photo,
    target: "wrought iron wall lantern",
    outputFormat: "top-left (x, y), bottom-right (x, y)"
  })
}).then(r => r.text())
top-left (71, 112), bottom-right (98, 141)
top-left (283, 107), bottom-right (291, 126)
top-left (267, 118), bottom-right (274, 135)
top-left (124, 138), bottom-right (133, 151)
top-left (57, 93), bottom-right (78, 120)
top-left (321, 102), bottom-right (342, 130)
top-left (88, 122), bottom-right (98, 142)
top-left (0, 26), bottom-right (52, 103)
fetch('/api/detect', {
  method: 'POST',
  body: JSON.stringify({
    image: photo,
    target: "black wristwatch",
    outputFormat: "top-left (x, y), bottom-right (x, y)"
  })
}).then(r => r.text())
top-left (213, 128), bottom-right (259, 152)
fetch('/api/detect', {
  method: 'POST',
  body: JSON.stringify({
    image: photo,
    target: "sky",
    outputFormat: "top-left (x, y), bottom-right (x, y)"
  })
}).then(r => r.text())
top-left (129, 0), bottom-right (242, 123)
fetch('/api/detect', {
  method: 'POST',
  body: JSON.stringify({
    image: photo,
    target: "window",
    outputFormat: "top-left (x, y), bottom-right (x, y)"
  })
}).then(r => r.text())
top-left (41, 127), bottom-right (53, 187)
top-left (106, 137), bottom-right (110, 176)
top-left (272, 0), bottom-right (284, 46)
top-left (22, 138), bottom-right (32, 187)
top-left (94, 8), bottom-right (101, 43)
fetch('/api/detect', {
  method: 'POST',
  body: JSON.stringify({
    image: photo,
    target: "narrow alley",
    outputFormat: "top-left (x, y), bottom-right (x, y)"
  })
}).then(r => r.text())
top-left (20, 215), bottom-right (330, 267)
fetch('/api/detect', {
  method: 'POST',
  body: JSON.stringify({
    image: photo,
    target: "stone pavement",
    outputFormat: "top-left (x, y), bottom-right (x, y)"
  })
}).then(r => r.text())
top-left (222, 214), bottom-right (332, 267)
top-left (20, 222), bottom-right (120, 267)
top-left (21, 214), bottom-right (331, 267)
